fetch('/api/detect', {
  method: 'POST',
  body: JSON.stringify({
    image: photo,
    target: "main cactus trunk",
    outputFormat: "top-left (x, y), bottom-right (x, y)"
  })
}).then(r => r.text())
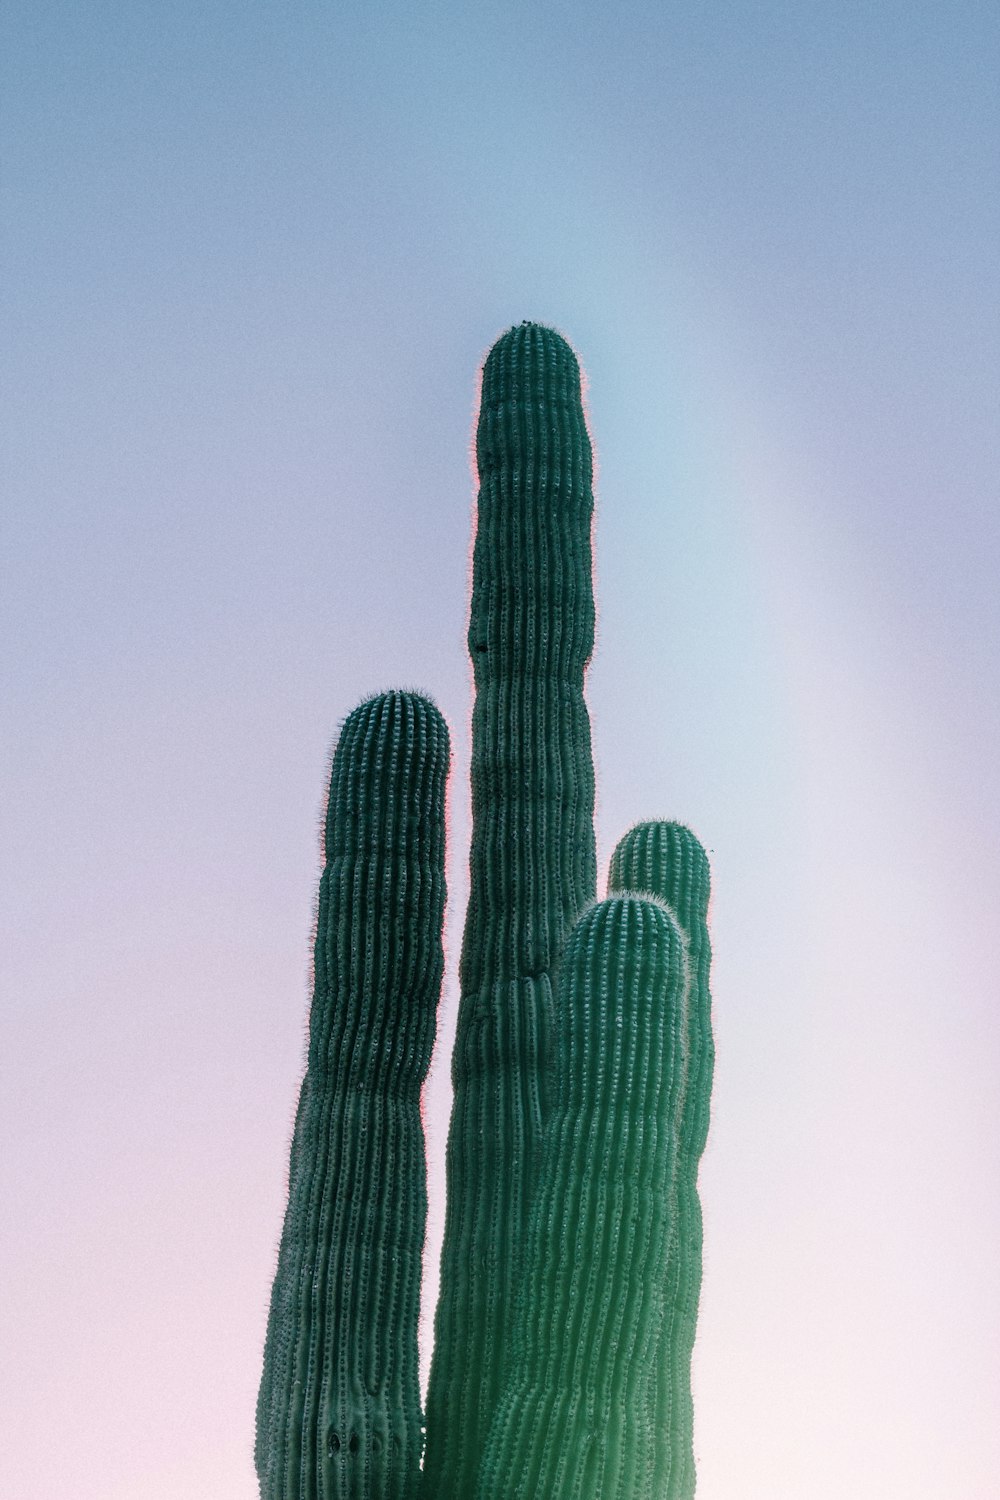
top-left (420, 323), bottom-right (597, 1499)
top-left (255, 690), bottom-right (449, 1500)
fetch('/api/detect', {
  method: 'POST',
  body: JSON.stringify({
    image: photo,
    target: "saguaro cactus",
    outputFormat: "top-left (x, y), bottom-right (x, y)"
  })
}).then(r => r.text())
top-left (256, 324), bottom-right (714, 1500)
top-left (420, 321), bottom-right (598, 1500)
top-left (609, 821), bottom-right (714, 1499)
top-left (255, 690), bottom-right (449, 1500)
top-left (473, 892), bottom-right (691, 1499)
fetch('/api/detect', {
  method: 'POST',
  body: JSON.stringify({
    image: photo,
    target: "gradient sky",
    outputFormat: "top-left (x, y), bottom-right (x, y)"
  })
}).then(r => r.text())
top-left (2, 3), bottom-right (998, 1497)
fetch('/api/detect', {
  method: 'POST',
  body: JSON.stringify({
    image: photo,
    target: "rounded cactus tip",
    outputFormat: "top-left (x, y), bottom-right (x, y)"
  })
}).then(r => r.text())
top-left (339, 688), bottom-right (448, 743)
top-left (483, 320), bottom-right (581, 388)
top-left (566, 893), bottom-right (689, 1006)
top-left (345, 685), bottom-right (441, 715)
top-left (614, 818), bottom-right (709, 861)
top-left (609, 819), bottom-right (710, 892)
top-left (327, 690), bottom-right (450, 832)
top-left (571, 890), bottom-right (685, 954)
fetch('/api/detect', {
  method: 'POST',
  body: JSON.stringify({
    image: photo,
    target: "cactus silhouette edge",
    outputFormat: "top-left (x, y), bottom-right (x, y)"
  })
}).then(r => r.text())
top-left (256, 325), bottom-right (714, 1500)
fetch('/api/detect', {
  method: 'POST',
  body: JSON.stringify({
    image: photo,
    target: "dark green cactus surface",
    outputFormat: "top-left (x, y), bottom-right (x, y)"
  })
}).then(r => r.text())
top-left (256, 324), bottom-right (716, 1500)
top-left (255, 690), bottom-right (449, 1500)
top-left (473, 893), bottom-right (691, 1499)
top-left (609, 821), bottom-right (714, 1499)
top-left (419, 323), bottom-right (598, 1500)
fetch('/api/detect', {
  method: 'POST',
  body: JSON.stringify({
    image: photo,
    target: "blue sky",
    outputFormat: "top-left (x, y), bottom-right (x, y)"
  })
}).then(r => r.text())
top-left (2, 4), bottom-right (998, 1496)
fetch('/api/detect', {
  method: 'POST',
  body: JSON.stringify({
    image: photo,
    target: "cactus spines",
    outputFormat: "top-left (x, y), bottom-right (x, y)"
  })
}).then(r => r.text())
top-left (255, 690), bottom-right (449, 1500)
top-left (609, 820), bottom-right (714, 1499)
top-left (474, 894), bottom-right (691, 1499)
top-left (420, 323), bottom-right (598, 1499)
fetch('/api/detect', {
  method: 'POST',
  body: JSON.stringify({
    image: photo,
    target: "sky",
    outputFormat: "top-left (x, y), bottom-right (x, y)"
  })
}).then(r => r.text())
top-left (2, 2), bottom-right (998, 1497)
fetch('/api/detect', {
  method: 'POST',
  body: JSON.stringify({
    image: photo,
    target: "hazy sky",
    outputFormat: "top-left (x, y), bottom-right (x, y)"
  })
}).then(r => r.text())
top-left (3, 4), bottom-right (998, 1497)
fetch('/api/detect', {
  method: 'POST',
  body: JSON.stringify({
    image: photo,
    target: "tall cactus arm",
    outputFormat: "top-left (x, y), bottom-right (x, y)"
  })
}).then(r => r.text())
top-left (256, 690), bottom-right (449, 1500)
top-left (609, 821), bottom-right (714, 1500)
top-left (420, 323), bottom-right (598, 1499)
top-left (473, 894), bottom-right (691, 1500)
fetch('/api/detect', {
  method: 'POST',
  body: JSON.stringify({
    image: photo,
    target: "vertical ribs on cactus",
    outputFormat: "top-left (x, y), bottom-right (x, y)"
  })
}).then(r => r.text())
top-left (256, 323), bottom-right (715, 1500)
top-left (609, 820), bottom-right (714, 1498)
top-left (421, 321), bottom-right (598, 1500)
top-left (255, 691), bottom-right (449, 1500)
top-left (473, 892), bottom-right (691, 1500)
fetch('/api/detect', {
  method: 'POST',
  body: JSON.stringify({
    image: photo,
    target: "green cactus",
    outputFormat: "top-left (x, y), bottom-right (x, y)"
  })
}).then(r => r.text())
top-left (255, 690), bottom-right (449, 1500)
top-left (609, 821), bottom-right (714, 1498)
top-left (256, 324), bottom-right (714, 1500)
top-left (472, 892), bottom-right (691, 1499)
top-left (421, 320), bottom-right (598, 1500)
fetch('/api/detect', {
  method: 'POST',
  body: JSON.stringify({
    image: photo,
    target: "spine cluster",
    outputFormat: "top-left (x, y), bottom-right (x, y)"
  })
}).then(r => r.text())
top-left (255, 690), bottom-right (449, 1500)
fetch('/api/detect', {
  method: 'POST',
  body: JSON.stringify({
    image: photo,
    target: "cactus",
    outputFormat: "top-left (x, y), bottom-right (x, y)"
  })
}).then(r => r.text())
top-left (255, 690), bottom-right (449, 1500)
top-left (420, 320), bottom-right (598, 1500)
top-left (473, 893), bottom-right (691, 1499)
top-left (609, 821), bottom-right (714, 1499)
top-left (256, 324), bottom-right (714, 1500)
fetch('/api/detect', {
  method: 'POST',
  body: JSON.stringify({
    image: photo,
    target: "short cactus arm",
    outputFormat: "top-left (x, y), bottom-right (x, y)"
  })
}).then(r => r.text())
top-left (256, 691), bottom-right (449, 1500)
top-left (473, 894), bottom-right (691, 1499)
top-left (609, 820), bottom-right (714, 1499)
top-left (421, 323), bottom-right (598, 1499)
